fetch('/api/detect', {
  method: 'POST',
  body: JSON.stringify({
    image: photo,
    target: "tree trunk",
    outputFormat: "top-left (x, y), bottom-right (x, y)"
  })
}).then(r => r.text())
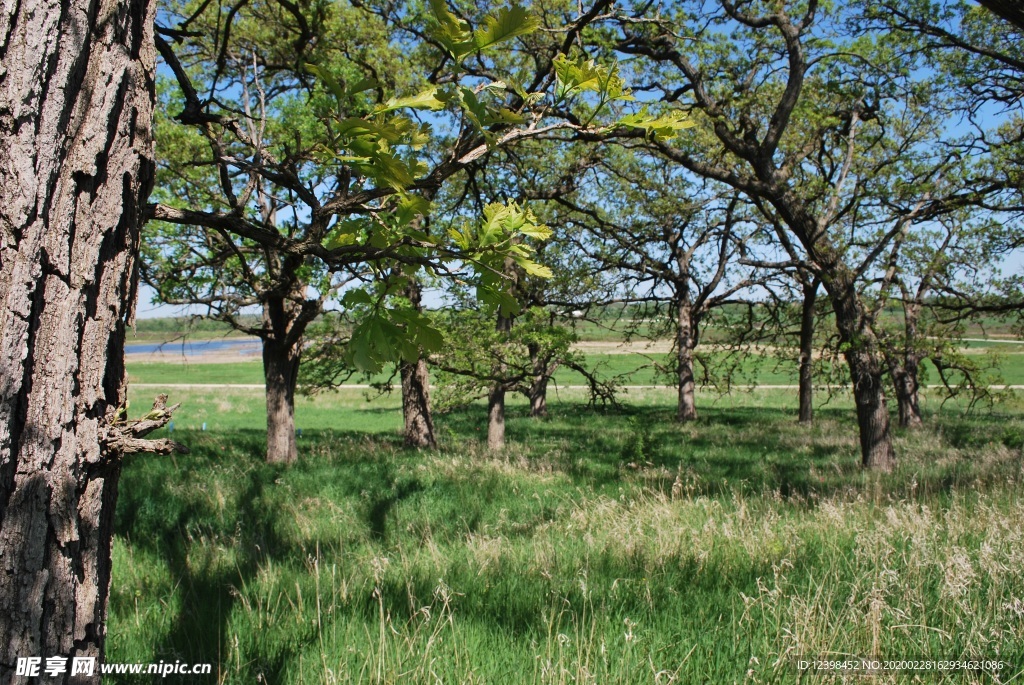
top-left (488, 314), bottom-right (513, 450)
top-left (262, 297), bottom-right (304, 464)
top-left (889, 355), bottom-right (923, 429)
top-left (896, 304), bottom-right (924, 429)
top-left (830, 286), bottom-right (896, 471)
top-left (676, 297), bottom-right (698, 422)
top-left (798, 279), bottom-right (818, 424)
top-left (0, 0), bottom-right (156, 678)
top-left (487, 384), bottom-right (506, 451)
top-left (263, 337), bottom-right (301, 464)
top-left (528, 342), bottom-right (549, 418)
top-left (401, 280), bottom-right (436, 447)
top-left (528, 377), bottom-right (549, 418)
top-left (401, 359), bottom-right (436, 448)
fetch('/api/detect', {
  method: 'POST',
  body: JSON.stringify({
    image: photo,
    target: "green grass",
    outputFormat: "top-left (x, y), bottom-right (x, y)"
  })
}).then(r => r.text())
top-left (128, 362), bottom-right (269, 385)
top-left (109, 386), bottom-right (1024, 683)
top-left (127, 346), bottom-right (1024, 388)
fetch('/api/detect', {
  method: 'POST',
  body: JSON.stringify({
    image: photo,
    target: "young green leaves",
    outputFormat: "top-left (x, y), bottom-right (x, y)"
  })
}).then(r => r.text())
top-left (553, 53), bottom-right (693, 138)
top-left (427, 0), bottom-right (540, 60)
top-left (617, 107), bottom-right (696, 142)
top-left (449, 201), bottom-right (552, 316)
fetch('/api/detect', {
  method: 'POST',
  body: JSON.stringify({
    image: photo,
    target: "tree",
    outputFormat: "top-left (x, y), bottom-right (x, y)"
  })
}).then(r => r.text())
top-left (149, 0), bottom-right (676, 458)
top-left (0, 0), bottom-right (180, 678)
top-left (544, 157), bottom-right (763, 422)
top-left (433, 305), bottom-right (581, 448)
top-left (145, 0), bottom-right (419, 462)
top-left (615, 0), bottom-right (965, 469)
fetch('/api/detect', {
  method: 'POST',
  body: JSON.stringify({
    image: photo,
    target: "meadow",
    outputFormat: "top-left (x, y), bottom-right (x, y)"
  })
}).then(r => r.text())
top-left (110, 362), bottom-right (1024, 683)
top-left (125, 346), bottom-right (1024, 391)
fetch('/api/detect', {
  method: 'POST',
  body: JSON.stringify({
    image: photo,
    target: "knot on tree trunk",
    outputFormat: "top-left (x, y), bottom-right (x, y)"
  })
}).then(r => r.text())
top-left (104, 394), bottom-right (189, 456)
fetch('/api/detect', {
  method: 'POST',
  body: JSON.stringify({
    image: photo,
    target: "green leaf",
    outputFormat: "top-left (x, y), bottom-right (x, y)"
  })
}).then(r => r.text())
top-left (492, 108), bottom-right (526, 124)
top-left (376, 86), bottom-right (449, 114)
top-left (304, 63), bottom-right (346, 107)
top-left (395, 194), bottom-right (432, 227)
top-left (348, 77), bottom-right (379, 95)
top-left (427, 0), bottom-right (475, 58)
top-left (553, 54), bottom-right (602, 96)
top-left (617, 107), bottom-right (696, 141)
top-left (477, 283), bottom-right (522, 317)
top-left (324, 219), bottom-right (366, 249)
top-left (553, 54), bottom-right (633, 104)
top-left (514, 256), bottom-right (554, 278)
top-left (472, 5), bottom-right (540, 51)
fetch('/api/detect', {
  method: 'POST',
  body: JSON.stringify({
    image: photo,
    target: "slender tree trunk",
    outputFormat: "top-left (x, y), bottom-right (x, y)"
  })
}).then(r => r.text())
top-left (798, 279), bottom-right (818, 424)
top-left (401, 280), bottom-right (436, 447)
top-left (487, 384), bottom-right (506, 451)
top-left (889, 354), bottom-right (923, 429)
top-left (830, 286), bottom-right (896, 471)
top-left (528, 377), bottom-right (549, 418)
top-left (0, 0), bottom-right (157, 678)
top-left (488, 314), bottom-right (513, 450)
top-left (401, 359), bottom-right (436, 448)
top-left (528, 342), bottom-right (549, 418)
top-left (676, 297), bottom-right (698, 422)
top-left (897, 304), bottom-right (924, 429)
top-left (262, 296), bottom-right (304, 464)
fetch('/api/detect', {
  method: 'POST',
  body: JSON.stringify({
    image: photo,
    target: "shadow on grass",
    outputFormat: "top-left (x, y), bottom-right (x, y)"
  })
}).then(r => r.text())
top-left (115, 433), bottom-right (303, 682)
top-left (432, 400), bottom-right (1021, 503)
top-left (108, 398), bottom-right (1024, 683)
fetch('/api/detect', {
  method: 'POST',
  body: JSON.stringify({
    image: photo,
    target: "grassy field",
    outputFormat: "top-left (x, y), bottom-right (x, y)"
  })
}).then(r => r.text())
top-left (110, 384), bottom-right (1024, 684)
top-left (126, 345), bottom-right (1024, 388)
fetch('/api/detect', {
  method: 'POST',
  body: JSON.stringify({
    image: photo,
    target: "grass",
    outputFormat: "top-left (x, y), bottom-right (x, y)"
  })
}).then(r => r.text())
top-left (109, 386), bottom-right (1024, 683)
top-left (126, 346), bottom-right (1024, 388)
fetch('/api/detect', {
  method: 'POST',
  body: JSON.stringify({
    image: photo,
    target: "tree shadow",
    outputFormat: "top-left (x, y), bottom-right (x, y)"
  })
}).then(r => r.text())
top-left (115, 438), bottom-right (307, 683)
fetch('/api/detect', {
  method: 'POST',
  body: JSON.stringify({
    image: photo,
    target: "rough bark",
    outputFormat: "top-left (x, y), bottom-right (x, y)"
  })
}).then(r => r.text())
top-left (401, 280), bottom-right (436, 448)
top-left (890, 303), bottom-right (924, 429)
top-left (797, 279), bottom-right (818, 425)
top-left (676, 297), bottom-right (698, 422)
top-left (261, 292), bottom-right (308, 464)
top-left (0, 0), bottom-right (157, 679)
top-left (262, 336), bottom-right (301, 465)
top-left (528, 377), bottom-right (549, 418)
top-left (401, 359), bottom-right (436, 448)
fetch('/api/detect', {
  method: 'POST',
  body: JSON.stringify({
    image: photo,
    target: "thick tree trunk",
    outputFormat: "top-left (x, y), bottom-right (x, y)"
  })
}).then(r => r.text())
top-left (798, 279), bottom-right (818, 424)
top-left (401, 359), bottom-right (436, 448)
top-left (262, 336), bottom-right (301, 464)
top-left (262, 296), bottom-right (304, 464)
top-left (0, 0), bottom-right (156, 679)
top-left (846, 348), bottom-right (895, 470)
top-left (401, 280), bottom-right (436, 447)
top-left (676, 297), bottom-right (698, 422)
top-left (528, 342), bottom-right (549, 418)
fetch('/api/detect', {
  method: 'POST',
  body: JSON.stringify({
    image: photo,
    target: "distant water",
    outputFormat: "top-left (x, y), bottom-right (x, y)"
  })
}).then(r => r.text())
top-left (125, 337), bottom-right (262, 357)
